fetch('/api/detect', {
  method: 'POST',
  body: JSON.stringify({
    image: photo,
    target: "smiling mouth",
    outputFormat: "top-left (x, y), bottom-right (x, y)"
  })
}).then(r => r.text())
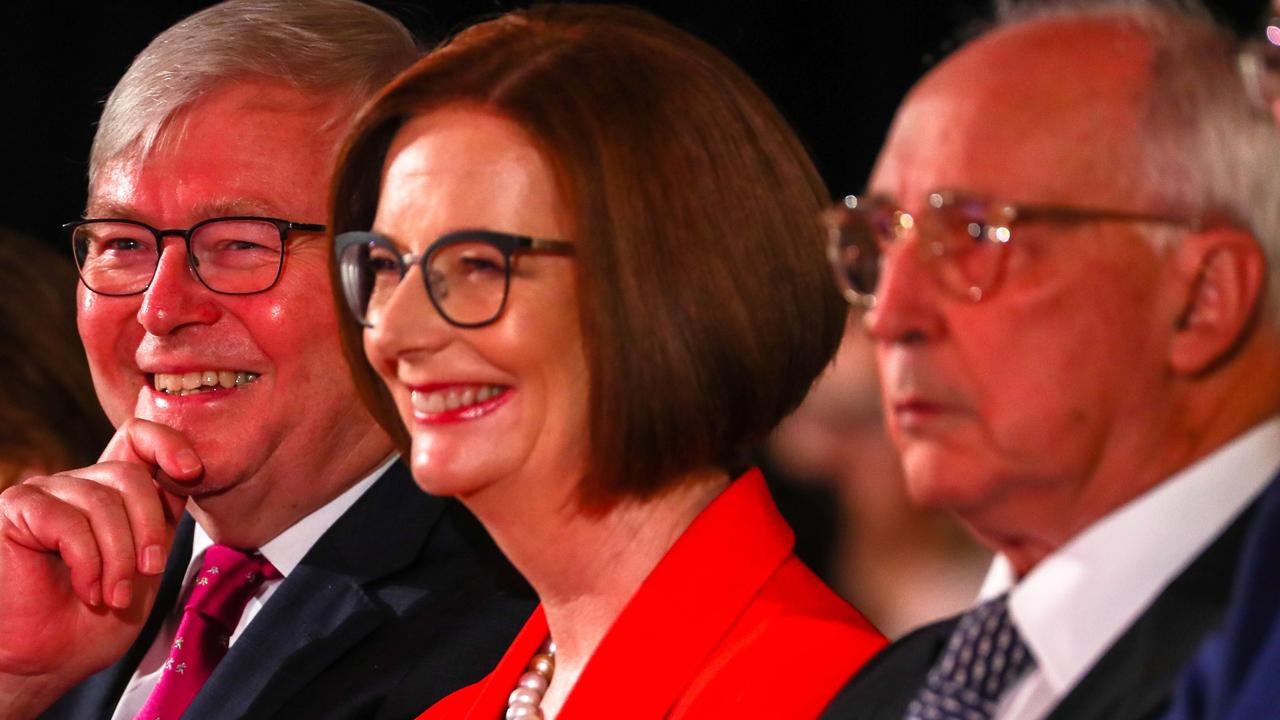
top-left (411, 384), bottom-right (508, 414)
top-left (152, 370), bottom-right (261, 396)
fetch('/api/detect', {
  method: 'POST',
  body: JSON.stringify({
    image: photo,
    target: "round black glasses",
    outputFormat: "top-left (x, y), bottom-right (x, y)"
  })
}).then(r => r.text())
top-left (334, 229), bottom-right (576, 329)
top-left (66, 216), bottom-right (325, 296)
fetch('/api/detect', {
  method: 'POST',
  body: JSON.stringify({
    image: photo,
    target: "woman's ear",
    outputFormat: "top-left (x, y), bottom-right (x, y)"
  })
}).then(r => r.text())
top-left (1170, 227), bottom-right (1267, 374)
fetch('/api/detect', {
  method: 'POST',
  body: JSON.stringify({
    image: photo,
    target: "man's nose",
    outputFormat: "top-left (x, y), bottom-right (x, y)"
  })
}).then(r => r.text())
top-left (137, 240), bottom-right (221, 335)
top-left (862, 238), bottom-right (946, 343)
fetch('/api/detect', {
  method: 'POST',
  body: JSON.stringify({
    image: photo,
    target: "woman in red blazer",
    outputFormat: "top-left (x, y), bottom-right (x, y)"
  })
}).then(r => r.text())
top-left (328, 6), bottom-right (886, 718)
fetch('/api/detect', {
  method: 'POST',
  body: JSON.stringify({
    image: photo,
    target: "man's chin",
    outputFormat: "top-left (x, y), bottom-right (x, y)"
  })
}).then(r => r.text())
top-left (900, 440), bottom-right (1005, 500)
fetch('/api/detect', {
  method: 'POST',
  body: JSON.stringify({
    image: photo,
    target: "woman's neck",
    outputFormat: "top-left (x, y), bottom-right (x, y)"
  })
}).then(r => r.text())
top-left (469, 467), bottom-right (731, 719)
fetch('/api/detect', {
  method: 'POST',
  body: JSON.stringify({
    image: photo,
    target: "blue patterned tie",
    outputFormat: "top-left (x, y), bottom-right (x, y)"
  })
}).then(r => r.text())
top-left (905, 594), bottom-right (1036, 720)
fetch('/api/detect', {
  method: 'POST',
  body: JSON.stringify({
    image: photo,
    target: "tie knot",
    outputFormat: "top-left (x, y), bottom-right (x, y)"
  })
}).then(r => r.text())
top-left (186, 544), bottom-right (280, 627)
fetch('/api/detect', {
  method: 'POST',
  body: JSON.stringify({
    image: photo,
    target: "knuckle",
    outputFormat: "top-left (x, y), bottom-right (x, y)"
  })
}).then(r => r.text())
top-left (0, 481), bottom-right (47, 509)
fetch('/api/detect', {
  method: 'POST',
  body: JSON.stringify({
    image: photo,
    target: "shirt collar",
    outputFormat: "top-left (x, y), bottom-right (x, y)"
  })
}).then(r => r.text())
top-left (980, 417), bottom-right (1280, 694)
top-left (189, 454), bottom-right (397, 578)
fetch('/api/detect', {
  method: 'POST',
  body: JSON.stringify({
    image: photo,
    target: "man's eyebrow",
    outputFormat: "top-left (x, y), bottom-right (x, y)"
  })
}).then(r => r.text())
top-left (188, 198), bottom-right (286, 218)
top-left (83, 197), bottom-right (288, 223)
top-left (83, 200), bottom-right (132, 219)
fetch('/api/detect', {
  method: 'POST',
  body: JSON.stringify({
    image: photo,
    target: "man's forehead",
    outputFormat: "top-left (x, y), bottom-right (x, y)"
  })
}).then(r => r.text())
top-left (871, 15), bottom-right (1154, 206)
top-left (86, 80), bottom-right (346, 224)
top-left (84, 195), bottom-right (290, 222)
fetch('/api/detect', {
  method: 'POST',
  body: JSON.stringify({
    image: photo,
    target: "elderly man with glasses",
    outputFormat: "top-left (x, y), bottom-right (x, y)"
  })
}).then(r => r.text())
top-left (0, 2), bottom-right (532, 719)
top-left (820, 1), bottom-right (1280, 719)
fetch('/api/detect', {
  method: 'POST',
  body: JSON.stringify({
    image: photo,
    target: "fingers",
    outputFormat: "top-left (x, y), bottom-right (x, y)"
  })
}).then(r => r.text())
top-left (6, 462), bottom-right (176, 610)
top-left (53, 464), bottom-right (175, 576)
top-left (24, 458), bottom-right (175, 604)
top-left (101, 419), bottom-right (204, 485)
top-left (99, 419), bottom-right (196, 523)
top-left (0, 420), bottom-right (199, 613)
top-left (0, 483), bottom-right (112, 608)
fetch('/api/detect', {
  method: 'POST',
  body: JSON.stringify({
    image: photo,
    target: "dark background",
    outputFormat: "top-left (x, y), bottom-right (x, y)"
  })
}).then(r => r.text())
top-left (0, 0), bottom-right (1268, 251)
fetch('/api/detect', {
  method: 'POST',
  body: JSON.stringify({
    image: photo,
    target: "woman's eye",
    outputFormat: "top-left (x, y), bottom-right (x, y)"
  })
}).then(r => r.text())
top-left (460, 255), bottom-right (502, 273)
top-left (369, 256), bottom-right (401, 273)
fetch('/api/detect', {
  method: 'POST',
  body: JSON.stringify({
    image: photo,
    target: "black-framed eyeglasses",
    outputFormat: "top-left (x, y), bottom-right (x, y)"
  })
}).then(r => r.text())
top-left (65, 216), bottom-right (326, 296)
top-left (824, 190), bottom-right (1199, 308)
top-left (334, 229), bottom-right (576, 329)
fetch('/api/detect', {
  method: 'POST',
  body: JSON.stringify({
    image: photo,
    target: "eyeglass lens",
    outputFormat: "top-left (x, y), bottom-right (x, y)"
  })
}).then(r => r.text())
top-left (832, 199), bottom-right (1005, 303)
top-left (342, 237), bottom-right (511, 327)
top-left (71, 219), bottom-right (284, 295)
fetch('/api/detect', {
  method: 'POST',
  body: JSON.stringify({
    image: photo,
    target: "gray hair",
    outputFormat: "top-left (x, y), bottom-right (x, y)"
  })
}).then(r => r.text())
top-left (996, 0), bottom-right (1280, 318)
top-left (89, 0), bottom-right (420, 189)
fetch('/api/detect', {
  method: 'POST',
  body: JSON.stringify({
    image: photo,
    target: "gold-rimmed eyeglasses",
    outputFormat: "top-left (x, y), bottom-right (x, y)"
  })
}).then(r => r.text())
top-left (823, 190), bottom-right (1199, 309)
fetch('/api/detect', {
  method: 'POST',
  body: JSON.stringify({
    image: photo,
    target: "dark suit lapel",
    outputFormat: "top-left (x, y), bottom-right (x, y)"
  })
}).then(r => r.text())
top-left (181, 461), bottom-right (446, 719)
top-left (1045, 494), bottom-right (1259, 720)
top-left (818, 617), bottom-right (957, 720)
top-left (40, 517), bottom-right (195, 720)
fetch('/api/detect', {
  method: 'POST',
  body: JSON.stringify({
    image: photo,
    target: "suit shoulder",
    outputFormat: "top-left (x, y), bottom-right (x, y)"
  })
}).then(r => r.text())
top-left (669, 557), bottom-right (888, 719)
top-left (819, 616), bottom-right (958, 720)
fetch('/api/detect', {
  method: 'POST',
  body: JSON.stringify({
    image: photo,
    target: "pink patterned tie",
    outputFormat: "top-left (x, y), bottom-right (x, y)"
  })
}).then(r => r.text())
top-left (135, 545), bottom-right (279, 720)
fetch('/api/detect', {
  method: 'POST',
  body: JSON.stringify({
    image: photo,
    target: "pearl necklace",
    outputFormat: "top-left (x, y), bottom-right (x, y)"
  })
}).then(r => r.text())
top-left (507, 640), bottom-right (556, 719)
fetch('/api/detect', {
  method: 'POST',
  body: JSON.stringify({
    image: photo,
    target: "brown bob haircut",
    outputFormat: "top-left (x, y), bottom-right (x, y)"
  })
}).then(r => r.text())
top-left (330, 3), bottom-right (847, 505)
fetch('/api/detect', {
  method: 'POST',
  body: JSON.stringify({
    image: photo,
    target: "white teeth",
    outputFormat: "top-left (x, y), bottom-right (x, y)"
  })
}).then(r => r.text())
top-left (152, 370), bottom-right (260, 395)
top-left (426, 393), bottom-right (445, 413)
top-left (412, 384), bottom-right (505, 415)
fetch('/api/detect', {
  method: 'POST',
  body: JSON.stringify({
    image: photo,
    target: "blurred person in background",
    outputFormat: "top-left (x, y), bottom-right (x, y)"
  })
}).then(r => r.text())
top-left (768, 325), bottom-right (990, 639)
top-left (0, 228), bottom-right (112, 488)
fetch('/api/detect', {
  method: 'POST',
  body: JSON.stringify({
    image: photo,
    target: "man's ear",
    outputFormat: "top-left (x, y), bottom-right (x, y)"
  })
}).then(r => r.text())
top-left (1169, 227), bottom-right (1267, 374)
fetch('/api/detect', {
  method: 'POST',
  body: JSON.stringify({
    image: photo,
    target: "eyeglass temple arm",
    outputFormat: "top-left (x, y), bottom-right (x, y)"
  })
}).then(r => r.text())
top-left (1008, 204), bottom-right (1202, 231)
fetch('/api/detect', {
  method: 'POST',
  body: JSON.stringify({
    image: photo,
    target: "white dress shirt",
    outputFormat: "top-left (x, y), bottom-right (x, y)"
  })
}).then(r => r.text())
top-left (110, 455), bottom-right (396, 720)
top-left (976, 418), bottom-right (1280, 720)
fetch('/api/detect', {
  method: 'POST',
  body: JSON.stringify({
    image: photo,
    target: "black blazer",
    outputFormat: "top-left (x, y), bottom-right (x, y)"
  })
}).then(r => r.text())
top-left (820, 486), bottom-right (1263, 720)
top-left (43, 461), bottom-right (535, 719)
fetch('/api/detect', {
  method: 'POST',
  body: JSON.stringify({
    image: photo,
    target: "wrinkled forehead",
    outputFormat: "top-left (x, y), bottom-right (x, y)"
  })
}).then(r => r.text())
top-left (870, 16), bottom-right (1155, 209)
top-left (87, 80), bottom-right (351, 222)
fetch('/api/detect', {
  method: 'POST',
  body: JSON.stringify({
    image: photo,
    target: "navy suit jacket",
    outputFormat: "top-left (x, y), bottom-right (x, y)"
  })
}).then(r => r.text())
top-left (1162, 479), bottom-right (1280, 720)
top-left (42, 461), bottom-right (536, 719)
top-left (820, 480), bottom-right (1267, 720)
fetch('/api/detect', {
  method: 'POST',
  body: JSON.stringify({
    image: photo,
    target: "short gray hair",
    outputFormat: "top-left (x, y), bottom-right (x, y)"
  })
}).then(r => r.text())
top-left (997, 0), bottom-right (1280, 317)
top-left (89, 0), bottom-right (419, 188)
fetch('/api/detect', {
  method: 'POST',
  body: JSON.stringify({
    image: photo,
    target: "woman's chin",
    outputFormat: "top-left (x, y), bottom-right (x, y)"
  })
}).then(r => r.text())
top-left (409, 444), bottom-right (495, 499)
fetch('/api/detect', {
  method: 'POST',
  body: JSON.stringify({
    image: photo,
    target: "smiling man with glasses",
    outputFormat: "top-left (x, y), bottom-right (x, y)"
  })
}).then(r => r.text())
top-left (0, 2), bottom-right (532, 719)
top-left (821, 2), bottom-right (1280, 720)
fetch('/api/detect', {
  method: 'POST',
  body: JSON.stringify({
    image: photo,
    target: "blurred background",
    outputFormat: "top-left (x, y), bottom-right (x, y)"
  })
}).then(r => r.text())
top-left (0, 0), bottom-right (1269, 636)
